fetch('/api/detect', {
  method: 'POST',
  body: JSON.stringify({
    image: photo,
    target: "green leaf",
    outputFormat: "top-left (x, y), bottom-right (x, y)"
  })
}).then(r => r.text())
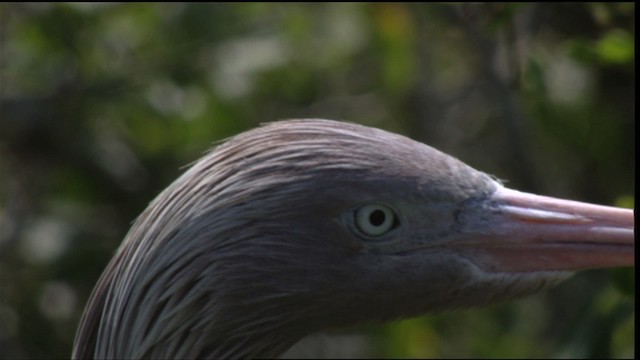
top-left (596, 29), bottom-right (634, 64)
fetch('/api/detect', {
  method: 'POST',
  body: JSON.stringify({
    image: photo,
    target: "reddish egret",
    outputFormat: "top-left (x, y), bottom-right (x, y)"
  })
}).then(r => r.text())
top-left (72, 119), bottom-right (634, 359)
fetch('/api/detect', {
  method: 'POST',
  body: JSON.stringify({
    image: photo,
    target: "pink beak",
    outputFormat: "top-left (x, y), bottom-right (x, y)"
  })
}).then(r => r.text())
top-left (463, 187), bottom-right (634, 273)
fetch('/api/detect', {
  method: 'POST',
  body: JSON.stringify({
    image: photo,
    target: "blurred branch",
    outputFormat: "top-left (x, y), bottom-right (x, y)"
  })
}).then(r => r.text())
top-left (449, 4), bottom-right (541, 191)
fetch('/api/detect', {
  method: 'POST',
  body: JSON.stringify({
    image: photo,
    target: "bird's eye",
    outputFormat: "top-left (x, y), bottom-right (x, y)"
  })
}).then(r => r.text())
top-left (354, 204), bottom-right (399, 238)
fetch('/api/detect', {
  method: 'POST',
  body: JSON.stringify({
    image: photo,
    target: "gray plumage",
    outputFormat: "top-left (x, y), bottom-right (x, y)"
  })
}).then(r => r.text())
top-left (73, 119), bottom-right (634, 359)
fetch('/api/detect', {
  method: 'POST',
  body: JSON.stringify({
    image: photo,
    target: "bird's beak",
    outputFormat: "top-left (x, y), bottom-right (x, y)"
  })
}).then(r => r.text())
top-left (461, 187), bottom-right (634, 273)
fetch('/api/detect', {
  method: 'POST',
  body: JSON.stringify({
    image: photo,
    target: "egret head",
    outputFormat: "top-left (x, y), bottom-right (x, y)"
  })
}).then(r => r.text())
top-left (73, 119), bottom-right (634, 359)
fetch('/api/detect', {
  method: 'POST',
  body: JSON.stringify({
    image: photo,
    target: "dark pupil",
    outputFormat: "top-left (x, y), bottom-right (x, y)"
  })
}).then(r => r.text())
top-left (369, 209), bottom-right (386, 226)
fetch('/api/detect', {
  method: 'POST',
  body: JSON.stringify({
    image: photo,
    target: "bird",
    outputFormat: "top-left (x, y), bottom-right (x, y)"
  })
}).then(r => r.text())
top-left (72, 119), bottom-right (634, 359)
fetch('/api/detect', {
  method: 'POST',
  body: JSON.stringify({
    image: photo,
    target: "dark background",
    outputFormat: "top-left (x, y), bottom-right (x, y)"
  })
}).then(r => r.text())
top-left (0, 3), bottom-right (634, 358)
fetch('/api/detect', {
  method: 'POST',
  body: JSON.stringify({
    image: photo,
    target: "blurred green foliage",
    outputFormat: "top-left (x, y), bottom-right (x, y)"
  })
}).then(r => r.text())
top-left (0, 3), bottom-right (634, 359)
